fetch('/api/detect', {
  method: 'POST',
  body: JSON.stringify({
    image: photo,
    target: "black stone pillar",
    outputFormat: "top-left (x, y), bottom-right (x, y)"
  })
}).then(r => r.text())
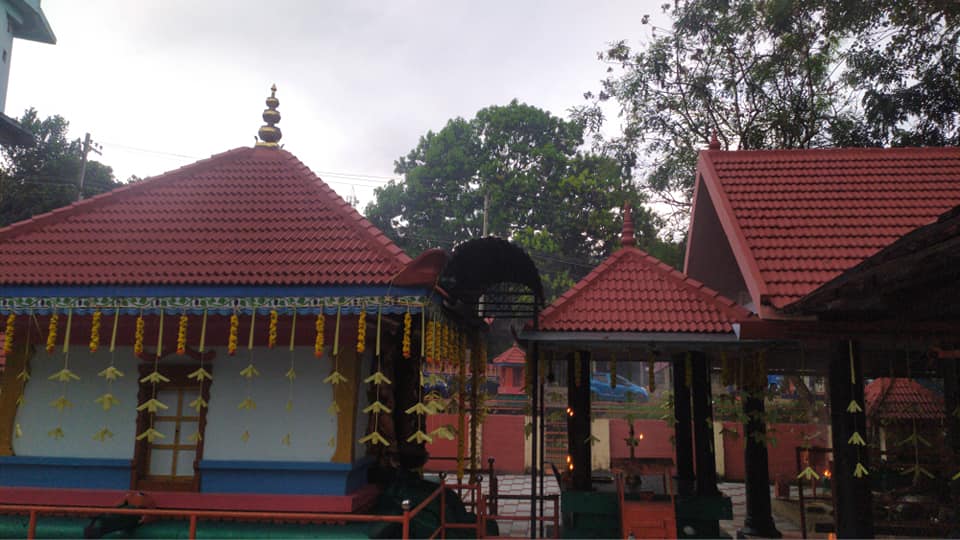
top-left (829, 341), bottom-right (873, 538)
top-left (691, 352), bottom-right (719, 496)
top-left (567, 350), bottom-right (592, 490)
top-left (740, 387), bottom-right (781, 538)
top-left (673, 353), bottom-right (695, 496)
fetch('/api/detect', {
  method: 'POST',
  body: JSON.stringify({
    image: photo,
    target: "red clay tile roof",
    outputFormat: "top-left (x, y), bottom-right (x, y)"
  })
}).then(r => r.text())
top-left (0, 147), bottom-right (410, 286)
top-left (698, 147), bottom-right (960, 309)
top-left (539, 247), bottom-right (751, 333)
top-left (493, 344), bottom-right (526, 365)
top-left (864, 377), bottom-right (945, 422)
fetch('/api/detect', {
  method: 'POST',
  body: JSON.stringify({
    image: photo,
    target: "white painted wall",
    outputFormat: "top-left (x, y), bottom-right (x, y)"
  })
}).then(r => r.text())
top-left (13, 346), bottom-right (139, 459)
top-left (203, 346), bottom-right (343, 462)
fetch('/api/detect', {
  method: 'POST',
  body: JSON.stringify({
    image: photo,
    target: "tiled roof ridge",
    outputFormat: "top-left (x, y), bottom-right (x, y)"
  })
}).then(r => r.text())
top-left (708, 146), bottom-right (960, 160)
top-left (278, 150), bottom-right (412, 268)
top-left (540, 246), bottom-right (752, 326)
top-left (0, 147), bottom-right (251, 242)
top-left (492, 344), bottom-right (526, 364)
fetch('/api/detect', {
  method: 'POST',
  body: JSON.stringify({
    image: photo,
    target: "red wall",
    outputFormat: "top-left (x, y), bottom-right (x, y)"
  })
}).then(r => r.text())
top-left (481, 415), bottom-right (526, 473)
top-left (609, 419), bottom-right (675, 460)
top-left (721, 422), bottom-right (830, 482)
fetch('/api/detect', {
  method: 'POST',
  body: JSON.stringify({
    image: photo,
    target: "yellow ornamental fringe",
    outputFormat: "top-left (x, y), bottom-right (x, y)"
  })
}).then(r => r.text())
top-left (134, 314), bottom-right (145, 356)
top-left (364, 371), bottom-right (392, 385)
top-left (402, 311), bottom-right (412, 359)
top-left (237, 398), bottom-right (257, 410)
top-left (359, 431), bottom-right (390, 446)
top-left (405, 402), bottom-right (431, 415)
top-left (268, 310), bottom-right (278, 349)
top-left (314, 313), bottom-right (324, 358)
top-left (848, 431), bottom-right (866, 446)
top-left (98, 366), bottom-right (124, 381)
top-left (227, 313), bottom-right (239, 356)
top-left (846, 400), bottom-right (863, 413)
top-left (140, 371), bottom-right (170, 384)
top-left (424, 320), bottom-right (434, 364)
top-left (137, 398), bottom-right (168, 413)
top-left (94, 393), bottom-right (120, 411)
top-left (853, 462), bottom-right (869, 478)
top-left (797, 466), bottom-right (820, 480)
top-left (407, 430), bottom-right (433, 444)
top-left (189, 396), bottom-right (208, 412)
top-left (356, 309), bottom-right (366, 353)
top-left (323, 371), bottom-right (348, 385)
top-left (430, 425), bottom-right (456, 440)
top-left (3, 313), bottom-right (14, 354)
top-left (176, 313), bottom-right (188, 355)
top-left (285, 367), bottom-right (297, 381)
top-left (188, 367), bottom-right (212, 382)
top-left (48, 427), bottom-right (65, 439)
top-left (46, 312), bottom-right (58, 354)
top-left (90, 309), bottom-right (103, 352)
top-left (363, 401), bottom-right (392, 414)
top-left (136, 428), bottom-right (164, 442)
top-left (93, 427), bottom-right (113, 441)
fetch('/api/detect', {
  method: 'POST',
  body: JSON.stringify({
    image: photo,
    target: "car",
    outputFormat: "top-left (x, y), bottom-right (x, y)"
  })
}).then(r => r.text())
top-left (590, 373), bottom-right (649, 402)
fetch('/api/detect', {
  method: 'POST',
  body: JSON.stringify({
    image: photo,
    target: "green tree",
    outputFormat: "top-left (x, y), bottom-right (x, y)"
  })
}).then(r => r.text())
top-left (366, 100), bottom-right (679, 301)
top-left (0, 109), bottom-right (119, 226)
top-left (575, 0), bottom-right (958, 232)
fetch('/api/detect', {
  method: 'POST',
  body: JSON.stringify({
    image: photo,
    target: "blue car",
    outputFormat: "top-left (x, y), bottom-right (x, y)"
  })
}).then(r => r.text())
top-left (590, 373), bottom-right (649, 402)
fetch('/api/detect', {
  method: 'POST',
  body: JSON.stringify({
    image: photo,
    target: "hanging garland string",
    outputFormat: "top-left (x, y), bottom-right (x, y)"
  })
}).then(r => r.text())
top-left (238, 310), bottom-right (260, 442)
top-left (456, 325), bottom-right (467, 482)
top-left (3, 312), bottom-right (14, 355)
top-left (13, 309), bottom-right (33, 439)
top-left (187, 308), bottom-right (210, 443)
top-left (361, 302), bottom-right (391, 447)
top-left (176, 312), bottom-right (188, 355)
top-left (406, 310), bottom-right (432, 444)
top-left (323, 306), bottom-right (347, 386)
top-left (227, 311), bottom-right (239, 356)
top-left (134, 311), bottom-right (144, 357)
top-left (268, 309), bottom-right (278, 350)
top-left (94, 306), bottom-right (122, 441)
top-left (315, 312), bottom-right (325, 359)
top-left (137, 311), bottom-right (168, 444)
top-left (282, 310), bottom-right (297, 447)
top-left (47, 308), bottom-right (75, 440)
top-left (402, 308), bottom-right (412, 360)
top-left (356, 307), bottom-right (366, 354)
top-left (45, 310), bottom-right (58, 355)
top-left (847, 340), bottom-right (869, 478)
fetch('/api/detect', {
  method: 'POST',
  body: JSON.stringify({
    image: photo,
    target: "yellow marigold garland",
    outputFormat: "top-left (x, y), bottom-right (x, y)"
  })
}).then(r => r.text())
top-left (227, 313), bottom-right (239, 355)
top-left (314, 313), bottom-right (325, 358)
top-left (402, 309), bottom-right (412, 359)
top-left (4, 313), bottom-right (14, 354)
top-left (89, 310), bottom-right (102, 353)
top-left (268, 309), bottom-right (278, 349)
top-left (424, 320), bottom-right (434, 365)
top-left (176, 313), bottom-right (188, 355)
top-left (46, 311), bottom-right (59, 354)
top-left (356, 309), bottom-right (366, 353)
top-left (134, 313), bottom-right (145, 356)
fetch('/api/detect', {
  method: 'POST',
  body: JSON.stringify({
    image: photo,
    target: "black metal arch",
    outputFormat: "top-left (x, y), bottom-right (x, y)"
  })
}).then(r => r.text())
top-left (438, 236), bottom-right (545, 315)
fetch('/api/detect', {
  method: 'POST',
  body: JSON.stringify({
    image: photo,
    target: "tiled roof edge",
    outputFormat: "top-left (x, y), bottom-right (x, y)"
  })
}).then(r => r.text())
top-left (0, 147), bottom-right (251, 242)
top-left (539, 248), bottom-right (628, 325)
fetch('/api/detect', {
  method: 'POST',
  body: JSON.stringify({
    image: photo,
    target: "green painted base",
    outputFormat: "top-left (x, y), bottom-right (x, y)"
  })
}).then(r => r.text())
top-left (560, 490), bottom-right (621, 539)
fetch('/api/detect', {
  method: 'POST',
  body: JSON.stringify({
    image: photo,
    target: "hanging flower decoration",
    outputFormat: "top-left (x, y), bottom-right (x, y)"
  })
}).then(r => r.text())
top-left (176, 313), bottom-right (188, 355)
top-left (46, 311), bottom-right (59, 354)
top-left (136, 311), bottom-right (167, 444)
top-left (238, 311), bottom-right (259, 426)
top-left (314, 312), bottom-right (325, 358)
top-left (846, 340), bottom-right (868, 480)
top-left (89, 309), bottom-right (102, 353)
top-left (424, 319), bottom-right (435, 365)
top-left (4, 313), bottom-right (15, 354)
top-left (48, 308), bottom-right (75, 439)
top-left (185, 307), bottom-right (208, 443)
top-left (360, 303), bottom-right (389, 447)
top-left (356, 308), bottom-right (366, 353)
top-left (227, 313), bottom-right (239, 355)
top-left (402, 309), bottom-right (412, 359)
top-left (92, 427), bottom-right (114, 442)
top-left (134, 313), bottom-right (145, 356)
top-left (13, 309), bottom-right (33, 413)
top-left (797, 466), bottom-right (820, 481)
top-left (268, 309), bottom-right (278, 349)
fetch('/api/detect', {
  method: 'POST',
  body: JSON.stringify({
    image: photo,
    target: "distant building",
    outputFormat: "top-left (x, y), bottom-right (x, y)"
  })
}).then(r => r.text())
top-left (0, 0), bottom-right (55, 146)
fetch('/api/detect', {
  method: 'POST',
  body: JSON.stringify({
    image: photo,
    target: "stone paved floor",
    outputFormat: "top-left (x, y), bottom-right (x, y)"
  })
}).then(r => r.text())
top-left (719, 482), bottom-right (805, 539)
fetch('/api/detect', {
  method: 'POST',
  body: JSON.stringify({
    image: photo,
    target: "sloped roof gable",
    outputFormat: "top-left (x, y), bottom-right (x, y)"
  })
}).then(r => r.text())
top-left (539, 247), bottom-right (751, 333)
top-left (0, 146), bottom-right (410, 287)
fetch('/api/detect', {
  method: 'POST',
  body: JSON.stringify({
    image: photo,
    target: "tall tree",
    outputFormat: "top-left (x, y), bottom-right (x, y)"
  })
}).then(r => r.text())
top-left (365, 100), bottom-right (678, 300)
top-left (0, 109), bottom-right (119, 226)
top-left (574, 0), bottom-right (959, 232)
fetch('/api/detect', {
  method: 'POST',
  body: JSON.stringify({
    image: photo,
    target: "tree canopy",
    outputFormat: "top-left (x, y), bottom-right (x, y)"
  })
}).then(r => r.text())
top-left (365, 100), bottom-right (680, 300)
top-left (573, 0), bottom-right (959, 231)
top-left (0, 109), bottom-right (119, 227)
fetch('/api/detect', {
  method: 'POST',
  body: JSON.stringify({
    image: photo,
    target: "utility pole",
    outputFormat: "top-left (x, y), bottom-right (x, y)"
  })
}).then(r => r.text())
top-left (77, 132), bottom-right (102, 201)
top-left (481, 191), bottom-right (490, 236)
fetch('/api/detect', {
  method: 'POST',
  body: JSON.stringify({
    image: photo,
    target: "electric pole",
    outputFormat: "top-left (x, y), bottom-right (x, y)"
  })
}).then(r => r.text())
top-left (77, 132), bottom-right (102, 201)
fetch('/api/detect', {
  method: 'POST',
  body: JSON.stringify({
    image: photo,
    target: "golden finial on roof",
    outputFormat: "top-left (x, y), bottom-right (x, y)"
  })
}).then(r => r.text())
top-left (256, 84), bottom-right (282, 148)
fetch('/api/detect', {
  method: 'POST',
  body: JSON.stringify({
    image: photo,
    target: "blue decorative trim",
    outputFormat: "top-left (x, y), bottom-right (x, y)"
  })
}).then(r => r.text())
top-left (0, 285), bottom-right (429, 298)
top-left (0, 456), bottom-right (130, 490)
top-left (199, 457), bottom-right (373, 495)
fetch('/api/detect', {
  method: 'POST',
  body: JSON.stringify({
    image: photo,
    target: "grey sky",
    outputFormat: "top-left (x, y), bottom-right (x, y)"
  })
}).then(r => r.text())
top-left (9, 1), bottom-right (667, 209)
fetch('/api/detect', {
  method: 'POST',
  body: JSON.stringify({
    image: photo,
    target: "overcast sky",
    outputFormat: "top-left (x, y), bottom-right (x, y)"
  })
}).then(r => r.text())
top-left (9, 1), bottom-right (668, 210)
